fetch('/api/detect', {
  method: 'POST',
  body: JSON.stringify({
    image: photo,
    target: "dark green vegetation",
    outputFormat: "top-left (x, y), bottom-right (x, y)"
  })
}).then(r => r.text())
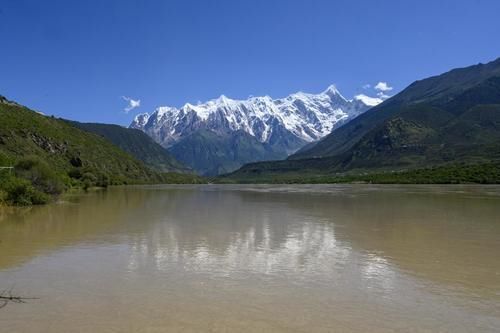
top-left (69, 121), bottom-right (190, 173)
top-left (1, 156), bottom-right (66, 205)
top-left (224, 57), bottom-right (500, 183)
top-left (219, 162), bottom-right (500, 184)
top-left (0, 96), bottom-right (204, 205)
top-left (168, 129), bottom-right (287, 176)
top-left (291, 57), bottom-right (500, 161)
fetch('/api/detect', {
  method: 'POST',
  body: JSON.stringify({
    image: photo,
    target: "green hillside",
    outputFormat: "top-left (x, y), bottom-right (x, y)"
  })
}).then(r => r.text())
top-left (0, 96), bottom-right (203, 205)
top-left (291, 58), bottom-right (500, 160)
top-left (223, 57), bottom-right (500, 183)
top-left (69, 121), bottom-right (190, 173)
top-left (168, 129), bottom-right (286, 176)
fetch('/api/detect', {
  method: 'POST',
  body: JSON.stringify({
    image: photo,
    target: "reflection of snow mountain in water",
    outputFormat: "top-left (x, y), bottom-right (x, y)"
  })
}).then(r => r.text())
top-left (120, 186), bottom-right (398, 287)
top-left (127, 221), bottom-right (353, 277)
top-left (125, 213), bottom-right (396, 293)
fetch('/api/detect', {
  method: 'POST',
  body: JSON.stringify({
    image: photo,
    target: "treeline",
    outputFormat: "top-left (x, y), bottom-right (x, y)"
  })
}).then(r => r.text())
top-left (219, 163), bottom-right (500, 184)
top-left (0, 156), bottom-right (205, 206)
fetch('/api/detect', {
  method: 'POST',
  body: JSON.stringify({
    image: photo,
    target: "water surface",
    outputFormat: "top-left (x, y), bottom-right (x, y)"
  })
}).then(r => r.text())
top-left (1, 185), bottom-right (499, 332)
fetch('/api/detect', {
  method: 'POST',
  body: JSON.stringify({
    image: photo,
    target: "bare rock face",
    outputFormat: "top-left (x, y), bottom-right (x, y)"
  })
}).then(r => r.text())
top-left (0, 95), bottom-right (20, 107)
top-left (30, 133), bottom-right (68, 154)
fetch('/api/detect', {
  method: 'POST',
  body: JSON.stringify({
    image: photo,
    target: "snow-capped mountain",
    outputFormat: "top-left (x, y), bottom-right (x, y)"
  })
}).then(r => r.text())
top-left (130, 85), bottom-right (375, 150)
top-left (129, 85), bottom-right (379, 175)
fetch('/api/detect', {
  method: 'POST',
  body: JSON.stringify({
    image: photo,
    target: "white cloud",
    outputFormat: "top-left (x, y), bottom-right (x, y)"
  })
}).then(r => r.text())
top-left (122, 96), bottom-right (141, 113)
top-left (354, 94), bottom-right (383, 107)
top-left (377, 91), bottom-right (391, 99)
top-left (374, 82), bottom-right (393, 92)
top-left (355, 81), bottom-right (394, 106)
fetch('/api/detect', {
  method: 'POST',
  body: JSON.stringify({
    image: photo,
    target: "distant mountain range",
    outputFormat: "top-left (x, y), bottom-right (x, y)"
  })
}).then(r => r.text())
top-left (225, 57), bottom-right (500, 182)
top-left (130, 86), bottom-right (374, 175)
top-left (3, 57), bottom-right (499, 189)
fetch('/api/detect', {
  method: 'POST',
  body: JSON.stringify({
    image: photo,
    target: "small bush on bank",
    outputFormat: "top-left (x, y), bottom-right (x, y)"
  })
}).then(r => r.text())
top-left (1, 176), bottom-right (49, 205)
top-left (0, 189), bottom-right (7, 205)
top-left (68, 167), bottom-right (111, 189)
top-left (0, 157), bottom-right (64, 205)
top-left (81, 172), bottom-right (97, 190)
top-left (96, 172), bottom-right (110, 188)
top-left (68, 168), bottom-right (83, 180)
top-left (15, 157), bottom-right (64, 195)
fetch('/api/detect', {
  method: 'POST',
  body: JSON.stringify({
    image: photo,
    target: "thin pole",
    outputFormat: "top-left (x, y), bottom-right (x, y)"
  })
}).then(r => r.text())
top-left (0, 167), bottom-right (13, 175)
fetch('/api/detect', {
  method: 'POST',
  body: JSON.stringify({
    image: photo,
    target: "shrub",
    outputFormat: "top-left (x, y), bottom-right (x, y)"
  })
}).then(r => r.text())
top-left (15, 156), bottom-right (64, 195)
top-left (81, 172), bottom-right (97, 190)
top-left (68, 168), bottom-right (83, 179)
top-left (30, 189), bottom-right (51, 204)
top-left (95, 172), bottom-right (110, 188)
top-left (0, 189), bottom-right (7, 204)
top-left (3, 177), bottom-right (49, 205)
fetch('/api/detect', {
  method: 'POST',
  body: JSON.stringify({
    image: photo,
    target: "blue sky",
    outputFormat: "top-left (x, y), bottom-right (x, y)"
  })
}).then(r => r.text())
top-left (1, 0), bottom-right (499, 125)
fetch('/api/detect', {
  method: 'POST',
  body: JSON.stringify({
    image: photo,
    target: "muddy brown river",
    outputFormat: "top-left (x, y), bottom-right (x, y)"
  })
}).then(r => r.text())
top-left (0, 185), bottom-right (499, 332)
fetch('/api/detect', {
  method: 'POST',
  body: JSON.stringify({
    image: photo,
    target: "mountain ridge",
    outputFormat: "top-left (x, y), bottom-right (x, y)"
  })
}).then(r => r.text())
top-left (224, 57), bottom-right (500, 182)
top-left (292, 57), bottom-right (500, 160)
top-left (130, 85), bottom-right (376, 175)
top-left (131, 85), bottom-right (374, 148)
top-left (68, 121), bottom-right (190, 173)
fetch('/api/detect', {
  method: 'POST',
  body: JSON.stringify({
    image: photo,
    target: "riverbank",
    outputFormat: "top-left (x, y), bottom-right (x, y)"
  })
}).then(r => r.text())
top-left (4, 159), bottom-right (500, 206)
top-left (0, 157), bottom-right (205, 206)
top-left (217, 162), bottom-right (500, 184)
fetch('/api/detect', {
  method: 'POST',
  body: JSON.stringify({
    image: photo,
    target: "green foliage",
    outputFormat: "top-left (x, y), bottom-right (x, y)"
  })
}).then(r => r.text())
top-left (0, 101), bottom-right (162, 187)
top-left (96, 173), bottom-right (111, 188)
top-left (0, 156), bottom-right (62, 205)
top-left (68, 121), bottom-right (190, 173)
top-left (80, 172), bottom-right (97, 190)
top-left (162, 172), bottom-right (205, 184)
top-left (68, 168), bottom-right (83, 179)
top-left (220, 163), bottom-right (500, 184)
top-left (168, 130), bottom-right (286, 176)
top-left (227, 58), bottom-right (500, 183)
top-left (292, 57), bottom-right (500, 160)
top-left (0, 174), bottom-right (49, 205)
top-left (0, 98), bottom-right (207, 205)
top-left (354, 163), bottom-right (500, 184)
top-left (15, 156), bottom-right (65, 195)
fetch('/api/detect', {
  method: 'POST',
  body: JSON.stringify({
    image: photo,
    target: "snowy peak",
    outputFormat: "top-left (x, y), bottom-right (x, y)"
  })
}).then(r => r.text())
top-left (322, 84), bottom-right (344, 98)
top-left (130, 85), bottom-right (377, 149)
top-left (131, 113), bottom-right (150, 129)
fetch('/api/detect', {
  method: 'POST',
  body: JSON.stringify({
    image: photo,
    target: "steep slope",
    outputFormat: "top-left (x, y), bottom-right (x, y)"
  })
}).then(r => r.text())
top-left (0, 96), bottom-right (203, 202)
top-left (292, 58), bottom-right (500, 160)
top-left (224, 57), bottom-right (500, 182)
top-left (69, 121), bottom-right (190, 173)
top-left (0, 98), bottom-right (159, 183)
top-left (168, 130), bottom-right (285, 176)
